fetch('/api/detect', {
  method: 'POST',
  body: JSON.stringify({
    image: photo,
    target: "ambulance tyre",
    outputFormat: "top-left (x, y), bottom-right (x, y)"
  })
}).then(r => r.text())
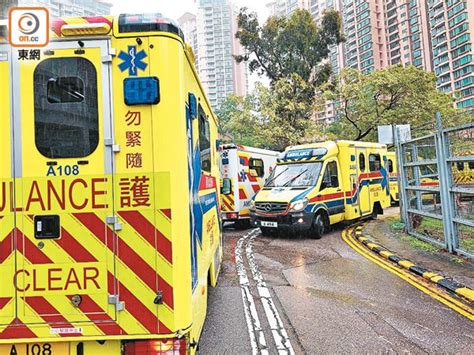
top-left (311, 212), bottom-right (328, 239)
top-left (371, 202), bottom-right (383, 220)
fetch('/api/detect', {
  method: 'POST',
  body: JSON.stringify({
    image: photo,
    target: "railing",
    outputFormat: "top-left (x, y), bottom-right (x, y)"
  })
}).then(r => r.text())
top-left (395, 114), bottom-right (473, 258)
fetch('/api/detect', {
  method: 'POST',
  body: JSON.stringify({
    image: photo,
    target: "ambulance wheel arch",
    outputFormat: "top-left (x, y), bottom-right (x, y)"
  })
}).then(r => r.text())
top-left (311, 209), bottom-right (329, 239)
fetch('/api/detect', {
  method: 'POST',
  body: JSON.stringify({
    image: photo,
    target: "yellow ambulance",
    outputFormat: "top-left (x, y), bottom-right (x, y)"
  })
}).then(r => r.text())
top-left (0, 13), bottom-right (221, 354)
top-left (220, 144), bottom-right (279, 228)
top-left (250, 141), bottom-right (391, 238)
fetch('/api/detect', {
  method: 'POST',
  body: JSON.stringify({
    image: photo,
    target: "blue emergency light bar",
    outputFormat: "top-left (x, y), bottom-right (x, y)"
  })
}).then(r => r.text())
top-left (118, 14), bottom-right (185, 41)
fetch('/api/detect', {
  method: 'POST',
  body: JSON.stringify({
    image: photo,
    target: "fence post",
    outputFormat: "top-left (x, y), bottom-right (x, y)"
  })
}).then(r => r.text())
top-left (435, 113), bottom-right (455, 252)
top-left (395, 127), bottom-right (410, 232)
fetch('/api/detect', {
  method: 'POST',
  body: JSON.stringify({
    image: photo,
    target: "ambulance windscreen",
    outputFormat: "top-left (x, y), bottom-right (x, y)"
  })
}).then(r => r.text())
top-left (265, 162), bottom-right (323, 188)
top-left (34, 57), bottom-right (99, 159)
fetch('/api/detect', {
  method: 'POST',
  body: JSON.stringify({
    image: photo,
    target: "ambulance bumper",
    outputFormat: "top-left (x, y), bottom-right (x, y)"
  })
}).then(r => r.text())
top-left (250, 211), bottom-right (313, 232)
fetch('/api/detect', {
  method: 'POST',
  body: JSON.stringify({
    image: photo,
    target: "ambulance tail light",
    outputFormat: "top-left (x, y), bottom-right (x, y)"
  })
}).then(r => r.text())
top-left (61, 23), bottom-right (111, 36)
top-left (124, 338), bottom-right (187, 355)
top-left (227, 212), bottom-right (238, 220)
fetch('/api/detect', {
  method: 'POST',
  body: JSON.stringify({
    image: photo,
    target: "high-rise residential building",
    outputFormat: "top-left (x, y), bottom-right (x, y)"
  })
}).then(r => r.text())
top-left (178, 12), bottom-right (199, 68)
top-left (309, 0), bottom-right (345, 122)
top-left (428, 0), bottom-right (474, 110)
top-left (179, 0), bottom-right (248, 109)
top-left (343, 0), bottom-right (388, 73)
top-left (309, 0), bottom-right (345, 74)
top-left (267, 0), bottom-right (309, 17)
top-left (1, 0), bottom-right (112, 19)
top-left (384, 0), bottom-right (433, 71)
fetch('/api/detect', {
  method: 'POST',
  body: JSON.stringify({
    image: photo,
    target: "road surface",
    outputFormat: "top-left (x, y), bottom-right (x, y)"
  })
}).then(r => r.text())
top-left (199, 222), bottom-right (473, 354)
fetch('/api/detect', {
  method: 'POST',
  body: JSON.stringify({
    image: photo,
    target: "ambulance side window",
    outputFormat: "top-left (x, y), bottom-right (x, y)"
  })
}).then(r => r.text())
top-left (359, 153), bottom-right (366, 172)
top-left (34, 57), bottom-right (99, 158)
top-left (321, 161), bottom-right (339, 189)
top-left (198, 105), bottom-right (211, 172)
top-left (369, 154), bottom-right (381, 171)
top-left (249, 158), bottom-right (264, 177)
top-left (388, 159), bottom-right (394, 173)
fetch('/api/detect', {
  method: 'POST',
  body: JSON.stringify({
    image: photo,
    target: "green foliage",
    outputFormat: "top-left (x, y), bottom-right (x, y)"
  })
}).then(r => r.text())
top-left (221, 8), bottom-right (344, 149)
top-left (216, 94), bottom-right (266, 148)
top-left (323, 66), bottom-right (471, 141)
top-left (217, 83), bottom-right (327, 151)
top-left (400, 235), bottom-right (441, 253)
top-left (235, 8), bottom-right (343, 86)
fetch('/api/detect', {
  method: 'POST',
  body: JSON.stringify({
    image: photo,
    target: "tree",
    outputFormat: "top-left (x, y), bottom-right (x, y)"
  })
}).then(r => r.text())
top-left (216, 94), bottom-right (266, 148)
top-left (229, 8), bottom-right (344, 148)
top-left (235, 8), bottom-right (344, 86)
top-left (217, 83), bottom-right (329, 151)
top-left (323, 66), bottom-right (470, 141)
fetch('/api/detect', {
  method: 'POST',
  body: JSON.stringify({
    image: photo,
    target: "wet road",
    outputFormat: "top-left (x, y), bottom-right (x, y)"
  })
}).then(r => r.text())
top-left (199, 223), bottom-right (473, 354)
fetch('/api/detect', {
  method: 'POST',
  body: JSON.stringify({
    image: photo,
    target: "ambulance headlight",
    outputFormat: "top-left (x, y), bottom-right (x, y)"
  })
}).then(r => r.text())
top-left (250, 199), bottom-right (256, 211)
top-left (289, 198), bottom-right (309, 212)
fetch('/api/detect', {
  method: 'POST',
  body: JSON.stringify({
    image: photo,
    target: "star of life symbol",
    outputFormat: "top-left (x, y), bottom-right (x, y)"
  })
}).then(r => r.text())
top-left (118, 45), bottom-right (148, 76)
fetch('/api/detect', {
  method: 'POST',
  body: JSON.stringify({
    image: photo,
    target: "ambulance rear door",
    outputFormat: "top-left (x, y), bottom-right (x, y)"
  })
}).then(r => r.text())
top-left (12, 39), bottom-right (118, 325)
top-left (0, 43), bottom-right (15, 326)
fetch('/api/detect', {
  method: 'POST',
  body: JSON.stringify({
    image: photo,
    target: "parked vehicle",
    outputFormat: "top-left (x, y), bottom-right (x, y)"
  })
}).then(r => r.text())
top-left (220, 144), bottom-right (279, 228)
top-left (0, 14), bottom-right (221, 354)
top-left (250, 141), bottom-right (391, 238)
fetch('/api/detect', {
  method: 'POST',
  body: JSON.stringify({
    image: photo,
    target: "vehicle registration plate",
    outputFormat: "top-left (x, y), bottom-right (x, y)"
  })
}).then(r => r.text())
top-left (261, 221), bottom-right (277, 228)
top-left (0, 342), bottom-right (69, 355)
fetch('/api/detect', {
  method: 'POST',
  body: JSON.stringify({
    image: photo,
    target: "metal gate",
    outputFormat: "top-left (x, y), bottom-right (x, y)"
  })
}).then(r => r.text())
top-left (395, 114), bottom-right (473, 258)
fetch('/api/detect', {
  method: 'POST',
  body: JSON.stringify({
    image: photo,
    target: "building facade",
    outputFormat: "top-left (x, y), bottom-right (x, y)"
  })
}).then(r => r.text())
top-left (178, 12), bottom-right (199, 69)
top-left (428, 0), bottom-right (474, 110)
top-left (1, 0), bottom-right (112, 18)
top-left (269, 0), bottom-right (474, 111)
top-left (384, 0), bottom-right (433, 71)
top-left (179, 0), bottom-right (247, 109)
top-left (267, 0), bottom-right (309, 17)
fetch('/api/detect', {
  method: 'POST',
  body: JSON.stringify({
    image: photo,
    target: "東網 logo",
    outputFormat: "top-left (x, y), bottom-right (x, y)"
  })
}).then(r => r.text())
top-left (8, 7), bottom-right (49, 47)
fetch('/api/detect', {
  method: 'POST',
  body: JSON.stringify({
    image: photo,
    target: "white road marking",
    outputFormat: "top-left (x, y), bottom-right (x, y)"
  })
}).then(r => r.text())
top-left (247, 232), bottom-right (295, 354)
top-left (236, 228), bottom-right (295, 354)
top-left (236, 229), bottom-right (269, 355)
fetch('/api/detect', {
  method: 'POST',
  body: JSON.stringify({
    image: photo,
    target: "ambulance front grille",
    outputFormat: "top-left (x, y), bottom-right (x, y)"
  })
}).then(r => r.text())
top-left (256, 202), bottom-right (288, 215)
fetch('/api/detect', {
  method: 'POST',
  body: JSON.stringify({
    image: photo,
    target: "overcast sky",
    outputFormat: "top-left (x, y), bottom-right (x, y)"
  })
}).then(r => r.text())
top-left (111, 0), bottom-right (269, 22)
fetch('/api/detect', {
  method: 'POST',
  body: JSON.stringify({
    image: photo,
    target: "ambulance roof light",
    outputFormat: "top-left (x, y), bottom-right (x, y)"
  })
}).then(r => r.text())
top-left (118, 13), bottom-right (185, 41)
top-left (279, 147), bottom-right (328, 162)
top-left (61, 22), bottom-right (111, 36)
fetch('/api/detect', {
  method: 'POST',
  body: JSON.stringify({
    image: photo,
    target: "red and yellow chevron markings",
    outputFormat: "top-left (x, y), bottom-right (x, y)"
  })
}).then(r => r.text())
top-left (221, 194), bottom-right (235, 212)
top-left (0, 206), bottom-right (175, 341)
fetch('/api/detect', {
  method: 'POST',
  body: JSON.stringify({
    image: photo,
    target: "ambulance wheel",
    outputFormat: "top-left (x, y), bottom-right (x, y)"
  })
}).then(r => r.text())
top-left (311, 213), bottom-right (327, 239)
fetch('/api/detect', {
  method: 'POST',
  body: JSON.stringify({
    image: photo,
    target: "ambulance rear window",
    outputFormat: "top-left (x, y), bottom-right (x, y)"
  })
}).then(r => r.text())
top-left (34, 57), bottom-right (99, 159)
